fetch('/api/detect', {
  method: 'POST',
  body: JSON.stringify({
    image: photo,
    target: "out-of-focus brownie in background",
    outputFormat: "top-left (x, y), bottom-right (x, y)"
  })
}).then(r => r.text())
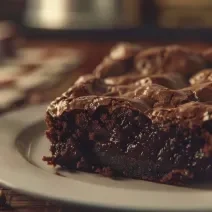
top-left (0, 20), bottom-right (84, 114)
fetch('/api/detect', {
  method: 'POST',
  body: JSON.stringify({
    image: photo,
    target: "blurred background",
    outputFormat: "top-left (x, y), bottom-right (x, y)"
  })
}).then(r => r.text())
top-left (2, 0), bottom-right (212, 32)
top-left (2, 0), bottom-right (212, 38)
top-left (0, 0), bottom-right (211, 26)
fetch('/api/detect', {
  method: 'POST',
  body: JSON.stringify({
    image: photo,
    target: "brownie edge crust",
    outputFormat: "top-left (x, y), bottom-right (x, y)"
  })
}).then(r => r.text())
top-left (44, 44), bottom-right (212, 186)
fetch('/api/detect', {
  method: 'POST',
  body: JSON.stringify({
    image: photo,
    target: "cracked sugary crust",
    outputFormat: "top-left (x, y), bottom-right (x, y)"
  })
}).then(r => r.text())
top-left (47, 79), bottom-right (212, 117)
top-left (134, 45), bottom-right (206, 78)
top-left (190, 69), bottom-right (212, 85)
top-left (45, 44), bottom-right (212, 185)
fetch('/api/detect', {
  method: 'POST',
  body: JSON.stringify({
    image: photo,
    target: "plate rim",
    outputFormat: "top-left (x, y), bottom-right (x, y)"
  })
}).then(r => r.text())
top-left (0, 105), bottom-right (212, 212)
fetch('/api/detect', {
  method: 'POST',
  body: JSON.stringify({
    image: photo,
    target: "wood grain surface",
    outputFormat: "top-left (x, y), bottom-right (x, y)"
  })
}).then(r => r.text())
top-left (0, 40), bottom-right (212, 212)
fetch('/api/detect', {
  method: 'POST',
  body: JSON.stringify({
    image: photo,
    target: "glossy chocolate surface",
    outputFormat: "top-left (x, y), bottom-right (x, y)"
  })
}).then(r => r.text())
top-left (45, 43), bottom-right (212, 185)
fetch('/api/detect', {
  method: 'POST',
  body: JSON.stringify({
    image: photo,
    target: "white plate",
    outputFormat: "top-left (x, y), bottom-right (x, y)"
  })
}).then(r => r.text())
top-left (0, 105), bottom-right (212, 211)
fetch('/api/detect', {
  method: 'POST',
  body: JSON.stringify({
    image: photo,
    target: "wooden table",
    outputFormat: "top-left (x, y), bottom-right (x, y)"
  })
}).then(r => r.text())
top-left (1, 39), bottom-right (212, 212)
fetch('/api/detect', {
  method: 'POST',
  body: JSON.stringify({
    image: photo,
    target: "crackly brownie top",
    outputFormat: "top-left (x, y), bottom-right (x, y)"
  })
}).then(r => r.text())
top-left (190, 69), bottom-right (212, 85)
top-left (149, 101), bottom-right (212, 128)
top-left (134, 45), bottom-right (206, 78)
top-left (47, 43), bottom-right (212, 128)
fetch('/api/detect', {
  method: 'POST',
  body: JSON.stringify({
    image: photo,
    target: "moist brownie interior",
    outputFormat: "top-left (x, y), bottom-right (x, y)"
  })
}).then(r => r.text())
top-left (44, 43), bottom-right (212, 185)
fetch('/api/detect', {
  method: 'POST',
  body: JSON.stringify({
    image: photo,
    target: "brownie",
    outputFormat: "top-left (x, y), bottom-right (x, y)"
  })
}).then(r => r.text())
top-left (44, 44), bottom-right (212, 185)
top-left (135, 45), bottom-right (207, 78)
top-left (94, 43), bottom-right (142, 78)
top-left (104, 72), bottom-right (187, 89)
top-left (190, 69), bottom-right (212, 85)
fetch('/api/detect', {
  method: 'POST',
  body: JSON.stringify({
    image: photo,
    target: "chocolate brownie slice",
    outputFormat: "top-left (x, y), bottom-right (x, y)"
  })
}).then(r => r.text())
top-left (44, 44), bottom-right (212, 185)
top-left (45, 95), bottom-right (212, 185)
